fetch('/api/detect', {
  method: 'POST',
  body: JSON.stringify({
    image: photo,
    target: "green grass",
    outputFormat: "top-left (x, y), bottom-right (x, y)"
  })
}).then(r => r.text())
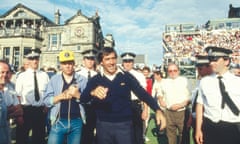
top-left (11, 112), bottom-right (195, 144)
top-left (145, 112), bottom-right (195, 144)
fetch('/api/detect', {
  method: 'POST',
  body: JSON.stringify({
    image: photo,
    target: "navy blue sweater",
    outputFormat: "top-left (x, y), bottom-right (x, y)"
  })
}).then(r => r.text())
top-left (81, 71), bottom-right (161, 122)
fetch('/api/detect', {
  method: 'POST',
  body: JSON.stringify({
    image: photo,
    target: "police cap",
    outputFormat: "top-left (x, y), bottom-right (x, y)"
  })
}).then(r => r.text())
top-left (120, 52), bottom-right (136, 61)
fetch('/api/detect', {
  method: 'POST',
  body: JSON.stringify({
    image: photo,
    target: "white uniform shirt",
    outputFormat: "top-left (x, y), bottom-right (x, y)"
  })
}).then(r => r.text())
top-left (129, 69), bottom-right (146, 100)
top-left (159, 76), bottom-right (190, 110)
top-left (197, 71), bottom-right (240, 123)
top-left (15, 69), bottom-right (49, 106)
top-left (77, 67), bottom-right (97, 79)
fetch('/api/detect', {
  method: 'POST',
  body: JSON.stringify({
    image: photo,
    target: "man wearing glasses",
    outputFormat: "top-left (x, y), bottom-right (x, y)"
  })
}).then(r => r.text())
top-left (158, 63), bottom-right (191, 144)
top-left (15, 49), bottom-right (49, 144)
top-left (195, 46), bottom-right (240, 144)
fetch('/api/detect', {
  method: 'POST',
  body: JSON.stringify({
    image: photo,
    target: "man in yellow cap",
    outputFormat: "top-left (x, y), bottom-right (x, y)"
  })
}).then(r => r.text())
top-left (43, 50), bottom-right (88, 144)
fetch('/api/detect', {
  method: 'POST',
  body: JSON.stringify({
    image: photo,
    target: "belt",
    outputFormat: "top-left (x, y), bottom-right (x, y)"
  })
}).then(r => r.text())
top-left (21, 105), bottom-right (44, 108)
top-left (166, 107), bottom-right (186, 112)
top-left (204, 117), bottom-right (240, 126)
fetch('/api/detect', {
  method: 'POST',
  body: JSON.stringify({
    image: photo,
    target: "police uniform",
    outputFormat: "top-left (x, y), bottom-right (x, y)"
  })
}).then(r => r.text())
top-left (78, 49), bottom-right (98, 144)
top-left (15, 49), bottom-right (49, 144)
top-left (191, 55), bottom-right (210, 144)
top-left (77, 49), bottom-right (98, 79)
top-left (121, 52), bottom-right (146, 144)
top-left (197, 47), bottom-right (240, 144)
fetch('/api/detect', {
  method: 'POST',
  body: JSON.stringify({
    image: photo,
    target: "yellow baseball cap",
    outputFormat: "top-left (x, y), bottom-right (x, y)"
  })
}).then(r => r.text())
top-left (59, 50), bottom-right (75, 62)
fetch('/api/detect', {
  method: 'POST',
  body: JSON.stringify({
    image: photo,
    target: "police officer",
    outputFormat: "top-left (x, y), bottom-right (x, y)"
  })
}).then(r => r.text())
top-left (78, 49), bottom-right (98, 144)
top-left (191, 55), bottom-right (213, 144)
top-left (195, 46), bottom-right (240, 144)
top-left (121, 52), bottom-right (147, 144)
top-left (15, 49), bottom-right (49, 144)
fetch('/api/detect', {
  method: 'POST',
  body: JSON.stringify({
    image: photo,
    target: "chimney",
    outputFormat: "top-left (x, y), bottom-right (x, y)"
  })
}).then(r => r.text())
top-left (54, 9), bottom-right (61, 25)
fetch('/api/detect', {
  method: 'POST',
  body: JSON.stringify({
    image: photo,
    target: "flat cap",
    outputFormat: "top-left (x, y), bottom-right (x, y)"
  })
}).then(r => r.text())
top-left (25, 48), bottom-right (41, 59)
top-left (120, 52), bottom-right (136, 61)
top-left (205, 46), bottom-right (232, 57)
top-left (195, 55), bottom-right (209, 67)
top-left (81, 49), bottom-right (97, 58)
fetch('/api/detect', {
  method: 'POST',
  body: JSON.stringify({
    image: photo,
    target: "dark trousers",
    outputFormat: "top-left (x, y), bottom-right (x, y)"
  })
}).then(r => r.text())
top-left (203, 117), bottom-right (240, 144)
top-left (131, 100), bottom-right (144, 144)
top-left (81, 104), bottom-right (96, 144)
top-left (181, 108), bottom-right (190, 144)
top-left (191, 117), bottom-right (197, 144)
top-left (16, 106), bottom-right (46, 144)
top-left (96, 120), bottom-right (134, 144)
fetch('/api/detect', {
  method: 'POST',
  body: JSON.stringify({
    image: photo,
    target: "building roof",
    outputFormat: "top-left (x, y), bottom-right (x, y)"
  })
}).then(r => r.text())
top-left (0, 3), bottom-right (55, 25)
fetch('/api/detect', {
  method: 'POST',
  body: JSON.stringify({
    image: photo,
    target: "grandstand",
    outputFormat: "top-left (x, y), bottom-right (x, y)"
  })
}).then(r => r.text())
top-left (162, 18), bottom-right (240, 78)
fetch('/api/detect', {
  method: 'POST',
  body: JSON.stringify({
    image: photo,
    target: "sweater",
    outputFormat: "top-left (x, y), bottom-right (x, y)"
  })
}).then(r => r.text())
top-left (81, 71), bottom-right (161, 122)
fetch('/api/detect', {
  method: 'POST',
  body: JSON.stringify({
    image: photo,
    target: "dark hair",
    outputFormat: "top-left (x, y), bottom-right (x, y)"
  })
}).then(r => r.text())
top-left (0, 59), bottom-right (11, 71)
top-left (97, 47), bottom-right (117, 63)
top-left (142, 66), bottom-right (151, 72)
top-left (154, 71), bottom-right (163, 78)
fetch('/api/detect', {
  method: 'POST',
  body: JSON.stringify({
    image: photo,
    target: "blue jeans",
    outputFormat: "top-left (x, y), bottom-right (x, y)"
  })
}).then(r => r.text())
top-left (48, 118), bottom-right (83, 144)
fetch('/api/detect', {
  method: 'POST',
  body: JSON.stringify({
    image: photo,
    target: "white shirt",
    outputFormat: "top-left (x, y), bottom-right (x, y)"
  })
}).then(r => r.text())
top-left (77, 67), bottom-right (97, 79)
top-left (129, 69), bottom-right (146, 100)
top-left (159, 76), bottom-right (190, 110)
top-left (197, 71), bottom-right (240, 123)
top-left (15, 69), bottom-right (49, 106)
top-left (152, 79), bottom-right (165, 109)
top-left (152, 79), bottom-right (164, 97)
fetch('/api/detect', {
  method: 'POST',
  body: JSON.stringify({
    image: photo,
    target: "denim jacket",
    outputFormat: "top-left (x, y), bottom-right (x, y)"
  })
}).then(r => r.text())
top-left (0, 91), bottom-right (10, 144)
top-left (43, 72), bottom-right (87, 124)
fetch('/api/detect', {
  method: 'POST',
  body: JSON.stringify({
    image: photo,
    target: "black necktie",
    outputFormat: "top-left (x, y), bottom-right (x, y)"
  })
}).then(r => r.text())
top-left (217, 76), bottom-right (239, 116)
top-left (192, 90), bottom-right (198, 113)
top-left (34, 71), bottom-right (40, 101)
top-left (88, 71), bottom-right (91, 80)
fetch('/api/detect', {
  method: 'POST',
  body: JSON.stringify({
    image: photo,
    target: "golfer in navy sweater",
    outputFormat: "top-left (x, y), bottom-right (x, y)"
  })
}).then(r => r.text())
top-left (81, 47), bottom-right (166, 144)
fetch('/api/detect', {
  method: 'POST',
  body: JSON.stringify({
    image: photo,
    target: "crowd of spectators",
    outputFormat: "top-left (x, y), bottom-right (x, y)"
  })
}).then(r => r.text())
top-left (163, 28), bottom-right (240, 65)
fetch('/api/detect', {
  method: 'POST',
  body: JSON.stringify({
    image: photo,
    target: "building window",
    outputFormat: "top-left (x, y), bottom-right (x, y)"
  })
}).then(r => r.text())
top-left (3, 47), bottom-right (10, 63)
top-left (77, 45), bottom-right (81, 51)
top-left (51, 34), bottom-right (57, 46)
top-left (24, 47), bottom-right (32, 57)
top-left (13, 47), bottom-right (20, 69)
top-left (48, 34), bottom-right (61, 51)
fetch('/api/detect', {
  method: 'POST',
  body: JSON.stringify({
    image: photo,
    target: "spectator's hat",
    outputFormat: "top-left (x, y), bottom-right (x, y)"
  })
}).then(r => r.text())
top-left (195, 55), bottom-right (209, 67)
top-left (25, 48), bottom-right (41, 59)
top-left (59, 50), bottom-right (75, 62)
top-left (121, 52), bottom-right (136, 61)
top-left (205, 46), bottom-right (232, 57)
top-left (81, 49), bottom-right (97, 59)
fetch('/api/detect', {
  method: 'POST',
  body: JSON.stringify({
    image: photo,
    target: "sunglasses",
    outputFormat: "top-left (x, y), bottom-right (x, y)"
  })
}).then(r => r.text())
top-left (168, 69), bottom-right (178, 73)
